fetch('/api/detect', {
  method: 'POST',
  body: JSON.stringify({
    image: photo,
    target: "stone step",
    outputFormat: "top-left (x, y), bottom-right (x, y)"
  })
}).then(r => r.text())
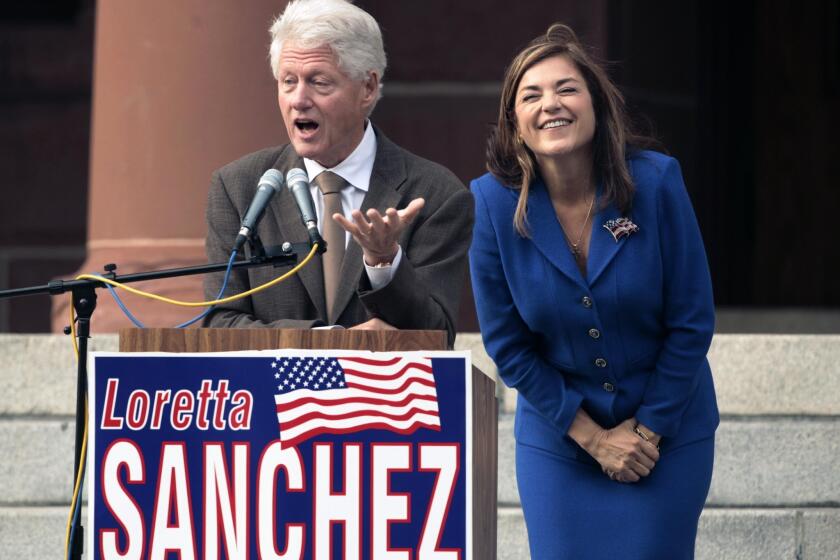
top-left (4, 334), bottom-right (840, 416)
top-left (497, 506), bottom-right (840, 560)
top-left (496, 414), bottom-right (840, 507)
top-left (2, 506), bottom-right (836, 560)
top-left (455, 333), bottom-right (840, 415)
top-left (3, 415), bottom-right (838, 508)
top-left (0, 334), bottom-right (117, 416)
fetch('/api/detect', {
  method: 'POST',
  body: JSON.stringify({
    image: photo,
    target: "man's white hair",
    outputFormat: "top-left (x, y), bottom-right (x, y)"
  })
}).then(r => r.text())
top-left (269, 0), bottom-right (386, 108)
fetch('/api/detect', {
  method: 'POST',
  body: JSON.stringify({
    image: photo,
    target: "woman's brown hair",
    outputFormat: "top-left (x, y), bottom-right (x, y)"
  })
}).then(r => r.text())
top-left (487, 23), bottom-right (653, 236)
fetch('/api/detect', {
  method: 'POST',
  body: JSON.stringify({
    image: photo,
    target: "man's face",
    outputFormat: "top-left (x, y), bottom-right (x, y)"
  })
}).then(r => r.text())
top-left (277, 44), bottom-right (378, 168)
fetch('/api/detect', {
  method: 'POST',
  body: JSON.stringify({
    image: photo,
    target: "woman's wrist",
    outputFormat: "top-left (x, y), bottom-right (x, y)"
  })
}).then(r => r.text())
top-left (567, 408), bottom-right (605, 454)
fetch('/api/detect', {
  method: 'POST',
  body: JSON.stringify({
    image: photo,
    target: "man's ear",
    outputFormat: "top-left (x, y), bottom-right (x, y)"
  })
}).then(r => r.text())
top-left (361, 71), bottom-right (380, 107)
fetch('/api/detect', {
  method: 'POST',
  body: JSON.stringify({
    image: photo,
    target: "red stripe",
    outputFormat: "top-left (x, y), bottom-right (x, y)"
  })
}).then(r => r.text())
top-left (343, 361), bottom-right (433, 381)
top-left (345, 377), bottom-right (436, 395)
top-left (275, 392), bottom-right (437, 413)
top-left (339, 356), bottom-right (405, 367)
top-left (280, 420), bottom-right (441, 447)
top-left (280, 406), bottom-right (440, 432)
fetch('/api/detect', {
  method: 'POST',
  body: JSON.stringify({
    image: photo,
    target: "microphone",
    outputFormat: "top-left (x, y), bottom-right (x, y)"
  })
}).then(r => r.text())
top-left (285, 168), bottom-right (325, 248)
top-left (233, 169), bottom-right (284, 252)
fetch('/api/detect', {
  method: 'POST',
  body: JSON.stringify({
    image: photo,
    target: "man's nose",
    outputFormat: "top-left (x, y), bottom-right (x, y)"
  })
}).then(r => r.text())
top-left (289, 84), bottom-right (313, 110)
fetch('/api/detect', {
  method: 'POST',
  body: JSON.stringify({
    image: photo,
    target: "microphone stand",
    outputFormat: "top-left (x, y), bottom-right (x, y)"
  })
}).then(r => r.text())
top-left (0, 237), bottom-right (323, 560)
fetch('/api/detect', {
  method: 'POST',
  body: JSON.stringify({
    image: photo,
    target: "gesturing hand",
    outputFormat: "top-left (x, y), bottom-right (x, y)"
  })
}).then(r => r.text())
top-left (349, 317), bottom-right (397, 330)
top-left (590, 419), bottom-right (660, 483)
top-left (332, 198), bottom-right (425, 266)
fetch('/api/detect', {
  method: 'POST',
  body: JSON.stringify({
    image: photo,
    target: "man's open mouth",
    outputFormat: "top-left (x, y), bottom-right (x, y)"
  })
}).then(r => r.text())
top-left (295, 119), bottom-right (319, 132)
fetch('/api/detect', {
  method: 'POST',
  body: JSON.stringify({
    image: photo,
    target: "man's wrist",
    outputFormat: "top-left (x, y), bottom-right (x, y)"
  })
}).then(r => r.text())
top-left (363, 245), bottom-right (399, 266)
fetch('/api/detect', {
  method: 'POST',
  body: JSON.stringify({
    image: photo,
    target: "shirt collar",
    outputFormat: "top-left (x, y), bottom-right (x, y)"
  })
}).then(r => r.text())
top-left (303, 120), bottom-right (377, 193)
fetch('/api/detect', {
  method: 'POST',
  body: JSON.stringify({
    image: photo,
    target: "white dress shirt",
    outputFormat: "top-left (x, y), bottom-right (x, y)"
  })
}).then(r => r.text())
top-left (303, 121), bottom-right (402, 290)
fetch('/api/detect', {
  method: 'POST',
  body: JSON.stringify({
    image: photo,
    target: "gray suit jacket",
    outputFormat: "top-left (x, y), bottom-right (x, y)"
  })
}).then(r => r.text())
top-left (203, 129), bottom-right (474, 345)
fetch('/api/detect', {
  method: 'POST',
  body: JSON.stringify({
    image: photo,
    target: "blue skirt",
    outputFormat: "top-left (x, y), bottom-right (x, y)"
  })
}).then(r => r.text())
top-left (516, 436), bottom-right (714, 560)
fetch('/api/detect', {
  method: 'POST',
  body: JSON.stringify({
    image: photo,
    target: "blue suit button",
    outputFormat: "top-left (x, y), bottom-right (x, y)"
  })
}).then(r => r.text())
top-left (602, 382), bottom-right (615, 392)
top-left (595, 358), bottom-right (607, 368)
top-left (582, 296), bottom-right (593, 308)
top-left (588, 328), bottom-right (601, 339)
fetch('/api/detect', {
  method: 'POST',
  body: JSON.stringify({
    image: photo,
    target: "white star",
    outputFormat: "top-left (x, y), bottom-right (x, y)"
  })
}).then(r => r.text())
top-left (326, 382), bottom-right (332, 388)
top-left (274, 373), bottom-right (280, 379)
top-left (271, 362), bottom-right (277, 368)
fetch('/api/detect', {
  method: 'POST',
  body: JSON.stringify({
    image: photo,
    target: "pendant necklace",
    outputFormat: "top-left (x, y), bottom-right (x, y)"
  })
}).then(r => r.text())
top-left (566, 194), bottom-right (595, 262)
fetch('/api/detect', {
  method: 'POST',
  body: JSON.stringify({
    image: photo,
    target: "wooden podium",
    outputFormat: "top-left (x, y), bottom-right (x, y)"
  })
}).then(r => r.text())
top-left (119, 328), bottom-right (498, 559)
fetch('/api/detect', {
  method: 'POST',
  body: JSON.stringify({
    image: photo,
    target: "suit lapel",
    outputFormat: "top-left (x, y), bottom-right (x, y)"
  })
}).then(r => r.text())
top-left (587, 197), bottom-right (630, 286)
top-left (329, 130), bottom-right (406, 324)
top-left (526, 180), bottom-right (588, 289)
top-left (266, 147), bottom-right (328, 322)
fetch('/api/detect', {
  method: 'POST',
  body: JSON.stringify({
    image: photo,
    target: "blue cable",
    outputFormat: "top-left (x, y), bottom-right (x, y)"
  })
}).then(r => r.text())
top-left (99, 250), bottom-right (238, 329)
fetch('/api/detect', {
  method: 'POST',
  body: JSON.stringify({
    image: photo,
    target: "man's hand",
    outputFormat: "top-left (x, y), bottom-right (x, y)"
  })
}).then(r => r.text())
top-left (349, 317), bottom-right (397, 330)
top-left (333, 198), bottom-right (425, 266)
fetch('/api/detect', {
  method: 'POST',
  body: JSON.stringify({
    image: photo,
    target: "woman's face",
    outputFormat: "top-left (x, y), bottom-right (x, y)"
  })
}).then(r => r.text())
top-left (513, 55), bottom-right (596, 164)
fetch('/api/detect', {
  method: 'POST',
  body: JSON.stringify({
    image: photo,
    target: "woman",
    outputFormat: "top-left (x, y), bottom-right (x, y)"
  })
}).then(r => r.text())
top-left (469, 24), bottom-right (719, 559)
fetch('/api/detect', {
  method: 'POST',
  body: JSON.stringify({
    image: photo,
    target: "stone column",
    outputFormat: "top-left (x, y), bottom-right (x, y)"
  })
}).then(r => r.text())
top-left (52, 0), bottom-right (288, 333)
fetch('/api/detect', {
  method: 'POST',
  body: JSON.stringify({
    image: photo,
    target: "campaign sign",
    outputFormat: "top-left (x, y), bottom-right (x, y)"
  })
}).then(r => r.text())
top-left (88, 350), bottom-right (472, 560)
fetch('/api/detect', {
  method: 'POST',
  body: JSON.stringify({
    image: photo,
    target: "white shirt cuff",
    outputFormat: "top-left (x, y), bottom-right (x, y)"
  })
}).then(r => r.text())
top-left (364, 246), bottom-right (403, 290)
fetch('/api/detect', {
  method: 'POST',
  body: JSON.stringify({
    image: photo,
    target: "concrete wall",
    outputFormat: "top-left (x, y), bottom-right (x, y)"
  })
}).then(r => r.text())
top-left (1, 334), bottom-right (838, 558)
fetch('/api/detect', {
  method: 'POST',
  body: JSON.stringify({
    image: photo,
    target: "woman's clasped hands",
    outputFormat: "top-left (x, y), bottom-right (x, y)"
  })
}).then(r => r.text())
top-left (588, 419), bottom-right (661, 483)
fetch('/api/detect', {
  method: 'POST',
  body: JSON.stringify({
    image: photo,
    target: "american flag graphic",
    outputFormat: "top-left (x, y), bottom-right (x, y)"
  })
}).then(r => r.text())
top-left (603, 217), bottom-right (640, 242)
top-left (271, 355), bottom-right (441, 446)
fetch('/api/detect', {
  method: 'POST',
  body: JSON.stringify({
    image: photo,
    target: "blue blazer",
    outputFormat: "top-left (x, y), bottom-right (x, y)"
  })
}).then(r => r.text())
top-left (469, 150), bottom-right (719, 461)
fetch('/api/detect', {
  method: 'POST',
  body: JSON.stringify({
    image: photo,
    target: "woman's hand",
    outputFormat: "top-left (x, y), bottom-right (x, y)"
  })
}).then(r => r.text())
top-left (634, 421), bottom-right (662, 449)
top-left (588, 419), bottom-right (660, 483)
top-left (567, 410), bottom-right (661, 483)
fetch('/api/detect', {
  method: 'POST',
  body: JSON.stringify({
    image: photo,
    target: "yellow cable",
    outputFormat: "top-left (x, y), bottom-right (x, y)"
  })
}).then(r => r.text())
top-left (69, 296), bottom-right (79, 358)
top-left (64, 299), bottom-right (82, 558)
top-left (74, 243), bottom-right (319, 308)
top-left (63, 400), bottom-right (87, 559)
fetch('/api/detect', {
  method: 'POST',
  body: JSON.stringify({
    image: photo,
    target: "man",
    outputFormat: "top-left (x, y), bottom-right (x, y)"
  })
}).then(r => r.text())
top-left (203, 0), bottom-right (473, 346)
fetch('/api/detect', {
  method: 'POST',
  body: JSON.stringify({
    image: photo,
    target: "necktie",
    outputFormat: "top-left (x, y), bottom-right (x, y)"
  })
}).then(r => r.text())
top-left (314, 171), bottom-right (347, 317)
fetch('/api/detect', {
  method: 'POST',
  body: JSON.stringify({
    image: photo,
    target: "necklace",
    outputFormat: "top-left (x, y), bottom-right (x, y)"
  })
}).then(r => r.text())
top-left (565, 194), bottom-right (595, 262)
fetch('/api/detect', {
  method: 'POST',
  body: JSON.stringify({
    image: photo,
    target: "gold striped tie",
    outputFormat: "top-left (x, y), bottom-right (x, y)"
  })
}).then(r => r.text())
top-left (314, 171), bottom-right (347, 317)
